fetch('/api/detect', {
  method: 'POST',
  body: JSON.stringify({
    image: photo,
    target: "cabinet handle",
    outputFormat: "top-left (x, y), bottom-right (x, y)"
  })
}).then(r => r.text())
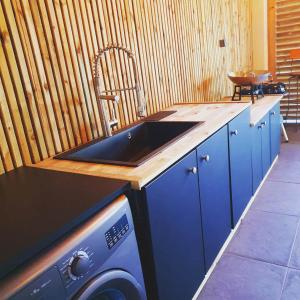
top-left (231, 129), bottom-right (238, 136)
top-left (271, 111), bottom-right (276, 116)
top-left (261, 121), bottom-right (267, 126)
top-left (189, 167), bottom-right (198, 174)
top-left (201, 155), bottom-right (210, 162)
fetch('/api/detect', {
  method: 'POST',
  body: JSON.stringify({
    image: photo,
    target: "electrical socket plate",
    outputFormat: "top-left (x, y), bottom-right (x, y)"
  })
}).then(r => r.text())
top-left (219, 39), bottom-right (226, 47)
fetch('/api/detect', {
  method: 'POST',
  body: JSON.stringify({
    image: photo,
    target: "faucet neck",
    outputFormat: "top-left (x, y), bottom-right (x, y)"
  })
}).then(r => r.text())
top-left (93, 45), bottom-right (147, 136)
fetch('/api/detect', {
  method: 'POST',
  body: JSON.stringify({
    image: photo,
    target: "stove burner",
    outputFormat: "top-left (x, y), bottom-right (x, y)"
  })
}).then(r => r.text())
top-left (232, 84), bottom-right (264, 103)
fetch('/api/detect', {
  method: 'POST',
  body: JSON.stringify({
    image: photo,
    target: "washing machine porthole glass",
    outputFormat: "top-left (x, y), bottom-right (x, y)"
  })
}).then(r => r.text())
top-left (90, 288), bottom-right (125, 300)
top-left (76, 270), bottom-right (146, 300)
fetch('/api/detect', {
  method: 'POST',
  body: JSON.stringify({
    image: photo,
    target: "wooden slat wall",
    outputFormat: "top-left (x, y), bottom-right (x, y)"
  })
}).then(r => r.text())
top-left (272, 0), bottom-right (300, 119)
top-left (0, 0), bottom-right (252, 174)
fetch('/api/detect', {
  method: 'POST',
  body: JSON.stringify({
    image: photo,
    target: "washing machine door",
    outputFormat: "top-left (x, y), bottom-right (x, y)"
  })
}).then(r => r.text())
top-left (75, 270), bottom-right (146, 300)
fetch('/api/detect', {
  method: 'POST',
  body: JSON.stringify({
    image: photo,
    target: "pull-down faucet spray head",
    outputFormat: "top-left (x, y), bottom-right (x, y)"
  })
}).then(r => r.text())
top-left (136, 87), bottom-right (146, 117)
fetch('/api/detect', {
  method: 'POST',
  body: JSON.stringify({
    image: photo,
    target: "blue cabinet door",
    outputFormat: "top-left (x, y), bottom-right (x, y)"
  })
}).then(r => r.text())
top-left (144, 150), bottom-right (205, 300)
top-left (228, 108), bottom-right (252, 227)
top-left (197, 126), bottom-right (231, 270)
top-left (270, 102), bottom-right (281, 162)
top-left (261, 115), bottom-right (271, 176)
top-left (251, 123), bottom-right (263, 194)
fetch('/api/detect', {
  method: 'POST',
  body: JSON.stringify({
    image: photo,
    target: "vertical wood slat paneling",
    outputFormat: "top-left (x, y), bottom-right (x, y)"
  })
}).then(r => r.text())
top-left (0, 0), bottom-right (252, 175)
top-left (0, 110), bottom-right (14, 172)
top-left (0, 75), bottom-right (23, 169)
top-left (270, 0), bottom-right (300, 119)
top-left (0, 154), bottom-right (5, 174)
top-left (1, 3), bottom-right (39, 164)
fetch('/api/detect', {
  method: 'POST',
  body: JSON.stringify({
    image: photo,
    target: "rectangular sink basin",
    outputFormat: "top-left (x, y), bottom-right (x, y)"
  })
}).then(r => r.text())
top-left (55, 121), bottom-right (203, 167)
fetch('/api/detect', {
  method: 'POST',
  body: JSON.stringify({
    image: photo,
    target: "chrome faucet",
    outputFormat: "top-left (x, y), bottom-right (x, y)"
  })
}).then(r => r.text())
top-left (93, 45), bottom-right (147, 137)
top-left (96, 94), bottom-right (120, 137)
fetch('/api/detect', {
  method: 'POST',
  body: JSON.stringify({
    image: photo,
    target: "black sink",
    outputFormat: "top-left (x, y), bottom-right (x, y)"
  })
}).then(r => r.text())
top-left (55, 121), bottom-right (203, 166)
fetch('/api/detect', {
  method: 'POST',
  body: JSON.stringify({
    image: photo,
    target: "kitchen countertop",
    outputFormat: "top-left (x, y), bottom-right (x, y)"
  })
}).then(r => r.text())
top-left (0, 167), bottom-right (130, 279)
top-left (250, 95), bottom-right (283, 126)
top-left (34, 95), bottom-right (282, 190)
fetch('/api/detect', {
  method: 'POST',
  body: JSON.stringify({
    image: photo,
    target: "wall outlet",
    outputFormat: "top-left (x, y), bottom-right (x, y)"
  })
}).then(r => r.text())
top-left (219, 39), bottom-right (226, 47)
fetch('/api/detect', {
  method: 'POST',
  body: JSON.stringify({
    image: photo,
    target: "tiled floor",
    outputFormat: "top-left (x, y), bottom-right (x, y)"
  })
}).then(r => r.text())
top-left (198, 125), bottom-right (300, 300)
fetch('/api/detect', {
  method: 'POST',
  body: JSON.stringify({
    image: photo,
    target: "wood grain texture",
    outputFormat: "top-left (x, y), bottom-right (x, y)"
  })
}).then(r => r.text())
top-left (35, 101), bottom-right (254, 189)
top-left (250, 95), bottom-right (283, 126)
top-left (269, 0), bottom-right (300, 119)
top-left (0, 0), bottom-right (252, 175)
top-left (268, 0), bottom-right (276, 78)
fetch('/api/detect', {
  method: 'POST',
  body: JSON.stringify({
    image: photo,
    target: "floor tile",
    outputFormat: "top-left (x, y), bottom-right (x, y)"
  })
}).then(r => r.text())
top-left (285, 126), bottom-right (300, 144)
top-left (197, 254), bottom-right (286, 300)
top-left (267, 159), bottom-right (300, 184)
top-left (289, 227), bottom-right (300, 270)
top-left (251, 181), bottom-right (300, 217)
top-left (281, 269), bottom-right (300, 300)
top-left (279, 143), bottom-right (300, 162)
top-left (226, 210), bottom-right (299, 266)
top-left (197, 130), bottom-right (300, 300)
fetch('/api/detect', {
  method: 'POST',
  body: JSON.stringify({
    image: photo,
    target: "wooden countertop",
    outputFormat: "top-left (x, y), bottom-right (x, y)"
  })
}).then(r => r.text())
top-left (34, 102), bottom-right (250, 189)
top-left (34, 95), bottom-right (282, 190)
top-left (250, 95), bottom-right (283, 126)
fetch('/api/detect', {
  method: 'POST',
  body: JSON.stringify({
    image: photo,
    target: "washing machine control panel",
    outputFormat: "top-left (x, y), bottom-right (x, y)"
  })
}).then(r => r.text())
top-left (59, 247), bottom-right (95, 288)
top-left (68, 251), bottom-right (90, 279)
top-left (56, 212), bottom-right (132, 298)
top-left (105, 214), bottom-right (129, 249)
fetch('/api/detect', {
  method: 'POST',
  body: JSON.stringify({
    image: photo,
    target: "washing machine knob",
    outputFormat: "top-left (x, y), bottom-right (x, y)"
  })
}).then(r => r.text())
top-left (69, 251), bottom-right (90, 278)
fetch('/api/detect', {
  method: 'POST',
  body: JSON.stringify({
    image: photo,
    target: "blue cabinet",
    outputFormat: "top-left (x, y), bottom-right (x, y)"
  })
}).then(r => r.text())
top-left (251, 114), bottom-right (271, 194)
top-left (251, 122), bottom-right (263, 193)
top-left (270, 102), bottom-right (281, 162)
top-left (251, 102), bottom-right (280, 194)
top-left (143, 150), bottom-right (205, 300)
top-left (133, 103), bottom-right (280, 299)
top-left (197, 126), bottom-right (231, 270)
top-left (228, 108), bottom-right (252, 227)
top-left (261, 115), bottom-right (271, 176)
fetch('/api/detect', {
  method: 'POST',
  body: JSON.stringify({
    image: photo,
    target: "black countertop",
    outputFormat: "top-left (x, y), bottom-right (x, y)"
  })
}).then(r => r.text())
top-left (0, 167), bottom-right (130, 279)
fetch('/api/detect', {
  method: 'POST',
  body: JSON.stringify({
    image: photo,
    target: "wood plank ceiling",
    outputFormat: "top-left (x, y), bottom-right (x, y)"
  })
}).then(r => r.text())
top-left (0, 0), bottom-right (252, 174)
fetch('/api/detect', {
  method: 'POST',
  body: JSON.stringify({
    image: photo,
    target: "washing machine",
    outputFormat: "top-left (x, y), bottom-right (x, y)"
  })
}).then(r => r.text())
top-left (0, 195), bottom-right (146, 300)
